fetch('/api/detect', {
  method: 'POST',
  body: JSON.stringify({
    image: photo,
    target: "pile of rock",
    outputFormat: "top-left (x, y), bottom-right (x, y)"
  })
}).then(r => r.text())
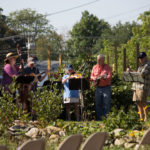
top-left (8, 121), bottom-right (66, 143)
top-left (109, 128), bottom-right (144, 149)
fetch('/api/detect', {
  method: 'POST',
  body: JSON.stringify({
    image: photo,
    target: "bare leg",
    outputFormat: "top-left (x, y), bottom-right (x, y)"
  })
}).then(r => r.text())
top-left (142, 102), bottom-right (148, 122)
top-left (74, 103), bottom-right (80, 121)
top-left (137, 101), bottom-right (144, 120)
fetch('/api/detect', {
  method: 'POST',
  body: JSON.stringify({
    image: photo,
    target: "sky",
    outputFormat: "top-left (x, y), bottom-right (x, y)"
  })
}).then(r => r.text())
top-left (0, 0), bottom-right (150, 35)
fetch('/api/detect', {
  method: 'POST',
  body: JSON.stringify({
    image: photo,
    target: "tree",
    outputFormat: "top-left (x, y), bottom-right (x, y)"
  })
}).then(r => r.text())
top-left (8, 8), bottom-right (51, 39)
top-left (67, 10), bottom-right (110, 62)
top-left (36, 30), bottom-right (65, 60)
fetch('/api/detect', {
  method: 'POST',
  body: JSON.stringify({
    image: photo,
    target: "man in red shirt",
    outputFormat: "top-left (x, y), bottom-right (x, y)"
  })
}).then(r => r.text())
top-left (91, 54), bottom-right (112, 120)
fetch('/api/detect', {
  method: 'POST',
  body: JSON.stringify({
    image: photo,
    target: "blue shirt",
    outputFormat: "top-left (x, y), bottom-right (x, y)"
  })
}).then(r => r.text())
top-left (62, 74), bottom-right (79, 99)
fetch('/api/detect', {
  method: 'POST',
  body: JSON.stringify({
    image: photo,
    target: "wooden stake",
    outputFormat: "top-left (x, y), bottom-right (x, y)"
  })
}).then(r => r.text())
top-left (123, 48), bottom-right (126, 71)
top-left (48, 46), bottom-right (51, 79)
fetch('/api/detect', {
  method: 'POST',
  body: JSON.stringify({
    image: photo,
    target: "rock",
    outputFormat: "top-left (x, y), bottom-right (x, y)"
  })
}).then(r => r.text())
top-left (123, 135), bottom-right (135, 143)
top-left (113, 128), bottom-right (124, 137)
top-left (49, 134), bottom-right (59, 140)
top-left (124, 143), bottom-right (135, 149)
top-left (59, 131), bottom-right (65, 137)
top-left (114, 138), bottom-right (125, 146)
top-left (25, 128), bottom-right (39, 138)
top-left (110, 144), bottom-right (114, 148)
top-left (38, 129), bottom-right (47, 137)
top-left (134, 144), bottom-right (140, 150)
top-left (46, 126), bottom-right (62, 134)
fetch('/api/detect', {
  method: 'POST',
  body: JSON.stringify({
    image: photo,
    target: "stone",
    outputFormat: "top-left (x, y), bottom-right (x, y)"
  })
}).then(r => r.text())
top-left (38, 129), bottom-right (47, 137)
top-left (46, 126), bottom-right (62, 134)
top-left (124, 143), bottom-right (135, 149)
top-left (114, 138), bottom-right (125, 146)
top-left (113, 128), bottom-right (124, 137)
top-left (123, 135), bottom-right (135, 143)
top-left (134, 144), bottom-right (140, 150)
top-left (49, 134), bottom-right (59, 140)
top-left (59, 131), bottom-right (65, 137)
top-left (25, 128), bottom-right (39, 138)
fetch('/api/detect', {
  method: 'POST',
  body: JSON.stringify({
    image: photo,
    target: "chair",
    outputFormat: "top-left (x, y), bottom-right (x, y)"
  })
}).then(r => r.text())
top-left (135, 129), bottom-right (150, 150)
top-left (58, 134), bottom-right (83, 150)
top-left (17, 139), bottom-right (45, 150)
top-left (0, 145), bottom-right (9, 150)
top-left (81, 132), bottom-right (108, 150)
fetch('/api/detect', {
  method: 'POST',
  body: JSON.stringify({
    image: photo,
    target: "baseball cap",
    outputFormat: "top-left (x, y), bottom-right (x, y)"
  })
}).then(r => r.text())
top-left (66, 64), bottom-right (73, 70)
top-left (138, 52), bottom-right (147, 59)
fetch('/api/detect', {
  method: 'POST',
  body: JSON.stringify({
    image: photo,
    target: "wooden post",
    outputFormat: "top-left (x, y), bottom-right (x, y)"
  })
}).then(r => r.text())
top-left (59, 53), bottom-right (62, 66)
top-left (48, 46), bottom-right (51, 79)
top-left (107, 53), bottom-right (109, 65)
top-left (123, 48), bottom-right (126, 71)
top-left (136, 43), bottom-right (139, 71)
top-left (114, 44), bottom-right (118, 74)
top-left (27, 37), bottom-right (30, 58)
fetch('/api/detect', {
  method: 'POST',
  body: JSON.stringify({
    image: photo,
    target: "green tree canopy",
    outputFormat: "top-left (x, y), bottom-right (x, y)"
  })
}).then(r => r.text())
top-left (8, 8), bottom-right (52, 38)
top-left (67, 10), bottom-right (110, 61)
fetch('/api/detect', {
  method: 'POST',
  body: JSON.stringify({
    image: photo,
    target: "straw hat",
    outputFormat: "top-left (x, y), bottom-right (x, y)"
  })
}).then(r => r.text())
top-left (4, 52), bottom-right (18, 63)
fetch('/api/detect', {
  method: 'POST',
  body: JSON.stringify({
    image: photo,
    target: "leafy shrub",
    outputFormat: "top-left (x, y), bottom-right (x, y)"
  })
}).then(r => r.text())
top-left (111, 74), bottom-right (133, 112)
top-left (31, 86), bottom-right (63, 126)
top-left (103, 106), bottom-right (144, 131)
top-left (0, 83), bottom-right (30, 131)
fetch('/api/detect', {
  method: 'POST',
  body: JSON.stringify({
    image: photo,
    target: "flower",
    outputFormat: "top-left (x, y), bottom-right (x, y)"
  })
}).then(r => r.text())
top-left (144, 105), bottom-right (148, 110)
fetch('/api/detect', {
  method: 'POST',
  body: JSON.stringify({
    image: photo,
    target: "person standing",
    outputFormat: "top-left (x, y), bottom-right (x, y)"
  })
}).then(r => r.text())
top-left (23, 57), bottom-right (48, 91)
top-left (62, 64), bottom-right (80, 121)
top-left (21, 57), bottom-right (48, 117)
top-left (2, 52), bottom-right (19, 93)
top-left (91, 54), bottom-right (112, 120)
top-left (131, 52), bottom-right (150, 122)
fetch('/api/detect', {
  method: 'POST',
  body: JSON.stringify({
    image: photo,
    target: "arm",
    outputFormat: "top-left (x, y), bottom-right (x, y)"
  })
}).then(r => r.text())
top-left (104, 65), bottom-right (112, 82)
top-left (141, 64), bottom-right (150, 77)
top-left (38, 70), bottom-right (48, 82)
top-left (90, 66), bottom-right (97, 80)
top-left (62, 76), bottom-right (70, 84)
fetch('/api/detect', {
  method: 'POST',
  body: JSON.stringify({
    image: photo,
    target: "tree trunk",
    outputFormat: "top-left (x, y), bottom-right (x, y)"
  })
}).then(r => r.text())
top-left (136, 43), bottom-right (139, 71)
top-left (123, 48), bottom-right (126, 72)
top-left (114, 45), bottom-right (118, 74)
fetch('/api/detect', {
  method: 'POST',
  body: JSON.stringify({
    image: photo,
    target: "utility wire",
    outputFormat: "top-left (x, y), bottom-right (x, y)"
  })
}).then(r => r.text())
top-left (105, 3), bottom-right (150, 20)
top-left (45, 0), bottom-right (101, 16)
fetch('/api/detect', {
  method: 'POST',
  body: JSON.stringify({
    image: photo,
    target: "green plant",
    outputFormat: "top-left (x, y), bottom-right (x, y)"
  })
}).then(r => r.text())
top-left (103, 106), bottom-right (144, 132)
top-left (31, 86), bottom-right (63, 127)
top-left (0, 83), bottom-right (30, 131)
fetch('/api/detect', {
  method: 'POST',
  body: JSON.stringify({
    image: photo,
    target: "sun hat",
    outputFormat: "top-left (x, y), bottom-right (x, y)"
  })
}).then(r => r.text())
top-left (4, 52), bottom-right (18, 63)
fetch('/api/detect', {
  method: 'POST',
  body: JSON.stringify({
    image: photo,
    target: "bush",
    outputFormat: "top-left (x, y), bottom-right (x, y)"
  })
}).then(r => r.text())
top-left (111, 74), bottom-right (133, 112)
top-left (0, 83), bottom-right (30, 132)
top-left (31, 86), bottom-right (63, 126)
top-left (103, 106), bottom-right (144, 132)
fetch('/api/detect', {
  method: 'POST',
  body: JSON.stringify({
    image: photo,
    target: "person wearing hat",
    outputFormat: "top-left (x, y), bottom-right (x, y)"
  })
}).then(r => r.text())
top-left (2, 52), bottom-right (19, 93)
top-left (62, 64), bottom-right (80, 121)
top-left (131, 52), bottom-right (150, 121)
top-left (23, 57), bottom-right (48, 91)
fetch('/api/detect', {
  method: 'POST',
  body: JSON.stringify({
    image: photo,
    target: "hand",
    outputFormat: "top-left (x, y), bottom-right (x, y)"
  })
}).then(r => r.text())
top-left (126, 68), bottom-right (131, 72)
top-left (45, 70), bottom-right (49, 75)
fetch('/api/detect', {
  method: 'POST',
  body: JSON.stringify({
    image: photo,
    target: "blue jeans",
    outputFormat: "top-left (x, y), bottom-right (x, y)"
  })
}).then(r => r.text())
top-left (95, 86), bottom-right (111, 120)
